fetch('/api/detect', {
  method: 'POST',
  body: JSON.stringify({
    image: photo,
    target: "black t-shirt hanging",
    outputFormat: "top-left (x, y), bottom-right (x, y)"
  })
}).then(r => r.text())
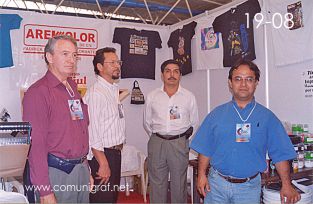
top-left (212, 0), bottom-right (261, 67)
top-left (113, 28), bottom-right (162, 79)
top-left (168, 21), bottom-right (197, 75)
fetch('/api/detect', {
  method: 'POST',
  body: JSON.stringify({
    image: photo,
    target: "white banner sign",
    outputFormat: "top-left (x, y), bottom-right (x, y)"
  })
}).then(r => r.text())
top-left (23, 24), bottom-right (98, 56)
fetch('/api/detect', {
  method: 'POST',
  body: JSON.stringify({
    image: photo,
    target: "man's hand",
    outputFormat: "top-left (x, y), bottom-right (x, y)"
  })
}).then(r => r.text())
top-left (40, 193), bottom-right (57, 204)
top-left (96, 163), bottom-right (111, 185)
top-left (197, 154), bottom-right (211, 197)
top-left (275, 161), bottom-right (301, 204)
top-left (197, 173), bottom-right (210, 197)
top-left (89, 174), bottom-right (94, 192)
top-left (280, 184), bottom-right (301, 204)
top-left (91, 148), bottom-right (111, 185)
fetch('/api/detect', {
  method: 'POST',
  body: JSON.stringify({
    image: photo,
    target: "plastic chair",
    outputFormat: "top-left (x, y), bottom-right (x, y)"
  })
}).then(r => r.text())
top-left (188, 150), bottom-right (198, 204)
top-left (187, 165), bottom-right (194, 204)
top-left (121, 145), bottom-right (147, 203)
top-left (0, 190), bottom-right (29, 203)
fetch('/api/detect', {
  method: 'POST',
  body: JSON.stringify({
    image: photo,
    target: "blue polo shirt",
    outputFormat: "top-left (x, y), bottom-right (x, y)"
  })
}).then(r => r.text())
top-left (190, 98), bottom-right (296, 178)
top-left (0, 14), bottom-right (22, 68)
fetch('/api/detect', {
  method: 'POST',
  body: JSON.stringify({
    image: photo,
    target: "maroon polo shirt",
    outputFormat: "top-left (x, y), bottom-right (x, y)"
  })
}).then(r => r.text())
top-left (22, 70), bottom-right (89, 196)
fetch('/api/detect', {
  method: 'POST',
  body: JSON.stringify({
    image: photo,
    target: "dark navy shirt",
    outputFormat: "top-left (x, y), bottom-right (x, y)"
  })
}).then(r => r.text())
top-left (113, 27), bottom-right (162, 79)
top-left (212, 0), bottom-right (261, 67)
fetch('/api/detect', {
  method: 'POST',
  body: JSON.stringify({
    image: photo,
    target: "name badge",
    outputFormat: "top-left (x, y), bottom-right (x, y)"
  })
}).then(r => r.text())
top-left (118, 104), bottom-right (124, 118)
top-left (68, 99), bottom-right (84, 120)
top-left (169, 105), bottom-right (181, 120)
top-left (236, 123), bottom-right (251, 142)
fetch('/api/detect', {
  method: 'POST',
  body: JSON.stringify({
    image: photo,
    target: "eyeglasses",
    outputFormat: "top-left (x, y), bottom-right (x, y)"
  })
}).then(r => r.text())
top-left (232, 76), bottom-right (256, 84)
top-left (103, 60), bottom-right (123, 66)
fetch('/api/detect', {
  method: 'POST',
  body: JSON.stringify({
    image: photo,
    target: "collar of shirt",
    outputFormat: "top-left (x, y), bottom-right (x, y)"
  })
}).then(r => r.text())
top-left (96, 75), bottom-right (118, 90)
top-left (231, 97), bottom-right (257, 122)
top-left (160, 85), bottom-right (183, 96)
top-left (45, 70), bottom-right (64, 88)
top-left (45, 70), bottom-right (77, 90)
top-left (231, 97), bottom-right (256, 110)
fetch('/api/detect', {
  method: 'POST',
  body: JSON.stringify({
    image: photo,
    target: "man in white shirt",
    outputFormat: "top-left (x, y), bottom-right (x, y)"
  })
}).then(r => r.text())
top-left (84, 47), bottom-right (125, 203)
top-left (144, 59), bottom-right (199, 203)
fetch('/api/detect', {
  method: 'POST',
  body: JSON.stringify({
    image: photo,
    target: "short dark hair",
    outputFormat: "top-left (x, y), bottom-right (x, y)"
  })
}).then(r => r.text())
top-left (93, 47), bottom-right (116, 75)
top-left (44, 35), bottom-right (77, 65)
top-left (160, 59), bottom-right (182, 73)
top-left (228, 59), bottom-right (260, 81)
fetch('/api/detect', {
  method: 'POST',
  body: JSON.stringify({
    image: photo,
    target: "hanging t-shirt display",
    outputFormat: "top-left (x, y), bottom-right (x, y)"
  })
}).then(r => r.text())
top-left (267, 0), bottom-right (313, 66)
top-left (0, 14), bottom-right (23, 68)
top-left (212, 0), bottom-right (261, 67)
top-left (113, 28), bottom-right (162, 79)
top-left (194, 17), bottom-right (224, 70)
top-left (168, 21), bottom-right (197, 75)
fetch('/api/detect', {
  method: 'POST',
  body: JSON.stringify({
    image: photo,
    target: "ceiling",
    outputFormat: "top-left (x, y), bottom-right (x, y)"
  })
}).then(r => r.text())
top-left (2, 0), bottom-right (233, 25)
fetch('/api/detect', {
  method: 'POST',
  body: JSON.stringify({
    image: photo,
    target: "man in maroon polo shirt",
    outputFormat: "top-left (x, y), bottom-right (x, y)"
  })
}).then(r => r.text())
top-left (23, 35), bottom-right (90, 203)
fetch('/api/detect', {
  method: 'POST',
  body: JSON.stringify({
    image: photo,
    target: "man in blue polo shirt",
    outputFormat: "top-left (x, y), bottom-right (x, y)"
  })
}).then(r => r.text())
top-left (190, 59), bottom-right (301, 204)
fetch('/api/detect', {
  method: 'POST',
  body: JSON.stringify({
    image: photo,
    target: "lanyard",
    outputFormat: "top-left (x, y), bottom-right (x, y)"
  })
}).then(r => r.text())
top-left (65, 81), bottom-right (75, 98)
top-left (233, 102), bottom-right (256, 123)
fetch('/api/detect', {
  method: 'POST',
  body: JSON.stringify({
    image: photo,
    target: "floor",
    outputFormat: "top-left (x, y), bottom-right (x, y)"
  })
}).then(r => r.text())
top-left (117, 191), bottom-right (149, 203)
top-left (117, 191), bottom-right (192, 203)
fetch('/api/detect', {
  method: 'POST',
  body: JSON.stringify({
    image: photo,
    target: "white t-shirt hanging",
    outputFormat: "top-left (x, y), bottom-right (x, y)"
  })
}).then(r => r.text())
top-left (267, 0), bottom-right (313, 66)
top-left (194, 17), bottom-right (224, 70)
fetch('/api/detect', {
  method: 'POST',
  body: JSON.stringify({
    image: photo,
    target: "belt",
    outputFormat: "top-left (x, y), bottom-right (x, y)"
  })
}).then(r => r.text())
top-left (104, 144), bottom-right (123, 151)
top-left (47, 153), bottom-right (87, 174)
top-left (216, 170), bottom-right (259, 183)
top-left (155, 127), bottom-right (193, 140)
top-left (155, 133), bottom-right (186, 140)
top-left (64, 156), bottom-right (87, 164)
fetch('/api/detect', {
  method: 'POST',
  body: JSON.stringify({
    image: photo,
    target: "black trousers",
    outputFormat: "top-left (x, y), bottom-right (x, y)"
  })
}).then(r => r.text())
top-left (89, 148), bottom-right (121, 203)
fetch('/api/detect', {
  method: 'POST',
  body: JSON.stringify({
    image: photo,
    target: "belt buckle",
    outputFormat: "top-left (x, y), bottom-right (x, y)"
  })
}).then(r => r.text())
top-left (222, 174), bottom-right (246, 183)
top-left (65, 156), bottom-right (86, 164)
top-left (117, 144), bottom-right (123, 150)
top-left (227, 177), bottom-right (244, 183)
top-left (215, 168), bottom-right (254, 183)
top-left (225, 176), bottom-right (234, 183)
top-left (111, 144), bottom-right (123, 151)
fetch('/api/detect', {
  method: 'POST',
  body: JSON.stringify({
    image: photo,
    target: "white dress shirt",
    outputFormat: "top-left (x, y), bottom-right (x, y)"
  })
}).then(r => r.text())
top-left (144, 85), bottom-right (199, 136)
top-left (84, 75), bottom-right (126, 159)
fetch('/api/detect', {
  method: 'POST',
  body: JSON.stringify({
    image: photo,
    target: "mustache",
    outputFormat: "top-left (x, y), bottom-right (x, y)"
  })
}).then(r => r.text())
top-left (168, 77), bottom-right (177, 80)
